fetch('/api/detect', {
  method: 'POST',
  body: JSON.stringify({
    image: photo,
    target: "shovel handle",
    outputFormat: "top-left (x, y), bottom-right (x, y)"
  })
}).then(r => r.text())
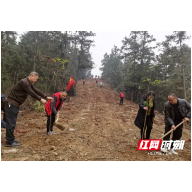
top-left (160, 120), bottom-right (185, 140)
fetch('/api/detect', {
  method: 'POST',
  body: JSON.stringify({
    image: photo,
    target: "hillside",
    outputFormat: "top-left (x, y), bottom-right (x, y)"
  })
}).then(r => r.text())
top-left (1, 78), bottom-right (191, 161)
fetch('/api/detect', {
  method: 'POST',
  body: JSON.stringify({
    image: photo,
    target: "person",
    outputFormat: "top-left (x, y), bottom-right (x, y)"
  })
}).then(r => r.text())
top-left (1, 94), bottom-right (6, 125)
top-left (96, 79), bottom-right (97, 84)
top-left (100, 82), bottom-right (102, 88)
top-left (83, 80), bottom-right (85, 85)
top-left (4, 72), bottom-right (53, 147)
top-left (161, 93), bottom-right (191, 154)
top-left (119, 92), bottom-right (124, 105)
top-left (1, 119), bottom-right (6, 128)
top-left (134, 91), bottom-right (156, 139)
top-left (45, 90), bottom-right (67, 135)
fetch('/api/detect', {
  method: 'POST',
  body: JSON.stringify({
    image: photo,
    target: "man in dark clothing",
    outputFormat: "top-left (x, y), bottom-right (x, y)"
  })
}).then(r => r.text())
top-left (1, 94), bottom-right (6, 124)
top-left (162, 93), bottom-right (191, 154)
top-left (45, 91), bottom-right (67, 135)
top-left (119, 92), bottom-right (124, 105)
top-left (5, 72), bottom-right (53, 147)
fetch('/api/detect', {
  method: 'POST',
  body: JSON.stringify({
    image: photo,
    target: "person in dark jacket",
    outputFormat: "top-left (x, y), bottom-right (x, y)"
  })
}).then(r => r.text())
top-left (161, 93), bottom-right (191, 154)
top-left (1, 94), bottom-right (6, 125)
top-left (134, 91), bottom-right (156, 139)
top-left (5, 72), bottom-right (53, 147)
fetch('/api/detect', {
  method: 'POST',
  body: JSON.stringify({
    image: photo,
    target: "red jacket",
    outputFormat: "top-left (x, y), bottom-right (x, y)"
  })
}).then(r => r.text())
top-left (120, 92), bottom-right (124, 97)
top-left (44, 92), bottom-right (63, 115)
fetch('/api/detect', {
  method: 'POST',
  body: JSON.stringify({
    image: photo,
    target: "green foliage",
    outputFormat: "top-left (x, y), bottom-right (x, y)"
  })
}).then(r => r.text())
top-left (1, 31), bottom-right (96, 96)
top-left (33, 101), bottom-right (45, 113)
top-left (143, 98), bottom-right (153, 108)
top-left (143, 101), bottom-right (148, 106)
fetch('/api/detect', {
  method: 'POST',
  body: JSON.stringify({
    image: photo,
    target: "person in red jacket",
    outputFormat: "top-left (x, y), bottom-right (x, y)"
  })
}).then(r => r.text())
top-left (45, 90), bottom-right (67, 135)
top-left (96, 79), bottom-right (98, 84)
top-left (119, 92), bottom-right (124, 105)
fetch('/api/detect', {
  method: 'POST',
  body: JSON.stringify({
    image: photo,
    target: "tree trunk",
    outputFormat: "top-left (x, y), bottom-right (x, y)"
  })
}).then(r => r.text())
top-left (16, 73), bottom-right (18, 83)
top-left (137, 91), bottom-right (139, 102)
top-left (182, 64), bottom-right (186, 99)
top-left (13, 71), bottom-right (16, 86)
top-left (33, 31), bottom-right (39, 71)
top-left (33, 55), bottom-right (36, 71)
top-left (131, 88), bottom-right (133, 101)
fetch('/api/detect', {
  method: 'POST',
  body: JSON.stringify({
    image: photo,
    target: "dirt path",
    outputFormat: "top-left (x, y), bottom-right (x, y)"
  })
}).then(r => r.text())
top-left (1, 78), bottom-right (191, 161)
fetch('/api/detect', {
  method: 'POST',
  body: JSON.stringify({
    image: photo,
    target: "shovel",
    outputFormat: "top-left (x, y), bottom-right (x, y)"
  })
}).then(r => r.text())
top-left (160, 120), bottom-right (185, 140)
top-left (53, 113), bottom-right (65, 131)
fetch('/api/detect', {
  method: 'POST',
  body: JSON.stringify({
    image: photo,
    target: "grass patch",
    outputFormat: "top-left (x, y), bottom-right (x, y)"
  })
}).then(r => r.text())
top-left (89, 86), bottom-right (94, 88)
top-left (183, 132), bottom-right (189, 135)
top-left (8, 154), bottom-right (16, 158)
top-left (70, 124), bottom-right (76, 126)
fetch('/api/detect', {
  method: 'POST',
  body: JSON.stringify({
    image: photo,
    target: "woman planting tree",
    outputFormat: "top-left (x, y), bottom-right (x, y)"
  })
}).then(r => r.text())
top-left (134, 91), bottom-right (156, 139)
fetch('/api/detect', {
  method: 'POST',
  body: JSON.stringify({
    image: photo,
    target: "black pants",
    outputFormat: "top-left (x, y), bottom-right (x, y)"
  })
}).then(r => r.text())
top-left (163, 121), bottom-right (183, 148)
top-left (5, 102), bottom-right (20, 143)
top-left (46, 110), bottom-right (56, 133)
top-left (140, 115), bottom-right (153, 139)
top-left (120, 97), bottom-right (123, 105)
top-left (96, 81), bottom-right (97, 84)
top-left (2, 109), bottom-right (6, 121)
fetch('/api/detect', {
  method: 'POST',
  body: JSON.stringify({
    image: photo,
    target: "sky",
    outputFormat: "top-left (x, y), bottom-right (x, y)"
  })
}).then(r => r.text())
top-left (90, 31), bottom-right (191, 77)
top-left (17, 31), bottom-right (191, 77)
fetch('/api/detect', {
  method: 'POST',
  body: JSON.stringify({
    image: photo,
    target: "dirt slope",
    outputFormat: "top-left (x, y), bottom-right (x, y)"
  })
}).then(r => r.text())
top-left (1, 78), bottom-right (191, 161)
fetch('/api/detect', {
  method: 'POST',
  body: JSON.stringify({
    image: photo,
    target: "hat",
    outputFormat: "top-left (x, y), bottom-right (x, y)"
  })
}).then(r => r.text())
top-left (1, 94), bottom-right (6, 101)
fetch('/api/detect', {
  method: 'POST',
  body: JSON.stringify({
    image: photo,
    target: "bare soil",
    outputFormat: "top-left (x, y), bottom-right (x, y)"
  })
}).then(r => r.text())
top-left (1, 78), bottom-right (191, 161)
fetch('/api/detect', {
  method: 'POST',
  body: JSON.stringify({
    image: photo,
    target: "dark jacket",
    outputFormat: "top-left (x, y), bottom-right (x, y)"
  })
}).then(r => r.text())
top-left (51, 96), bottom-right (66, 115)
top-left (7, 77), bottom-right (47, 107)
top-left (164, 98), bottom-right (191, 126)
top-left (134, 95), bottom-right (156, 129)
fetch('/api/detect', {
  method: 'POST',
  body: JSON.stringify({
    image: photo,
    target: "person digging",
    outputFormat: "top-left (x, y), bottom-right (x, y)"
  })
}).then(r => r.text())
top-left (44, 90), bottom-right (67, 135)
top-left (5, 72), bottom-right (53, 147)
top-left (161, 93), bottom-right (191, 155)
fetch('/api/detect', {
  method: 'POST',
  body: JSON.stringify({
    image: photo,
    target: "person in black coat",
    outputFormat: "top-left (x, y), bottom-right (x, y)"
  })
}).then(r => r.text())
top-left (1, 94), bottom-right (6, 127)
top-left (161, 93), bottom-right (191, 154)
top-left (134, 91), bottom-right (156, 139)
